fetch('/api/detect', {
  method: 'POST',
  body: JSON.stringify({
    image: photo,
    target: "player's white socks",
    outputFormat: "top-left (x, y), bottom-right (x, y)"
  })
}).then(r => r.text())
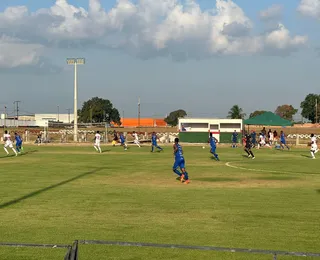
top-left (311, 151), bottom-right (315, 159)
top-left (98, 147), bottom-right (101, 153)
top-left (12, 148), bottom-right (17, 156)
top-left (94, 146), bottom-right (98, 151)
top-left (4, 147), bottom-right (9, 155)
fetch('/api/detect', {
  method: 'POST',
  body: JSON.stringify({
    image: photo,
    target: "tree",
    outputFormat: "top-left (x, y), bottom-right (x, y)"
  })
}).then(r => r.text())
top-left (275, 104), bottom-right (298, 121)
top-left (300, 94), bottom-right (320, 123)
top-left (249, 110), bottom-right (266, 118)
top-left (78, 97), bottom-right (121, 124)
top-left (164, 109), bottom-right (187, 126)
top-left (227, 105), bottom-right (246, 119)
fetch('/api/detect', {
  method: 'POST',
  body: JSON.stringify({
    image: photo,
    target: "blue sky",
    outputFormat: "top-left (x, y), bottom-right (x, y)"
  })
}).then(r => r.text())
top-left (0, 0), bottom-right (319, 119)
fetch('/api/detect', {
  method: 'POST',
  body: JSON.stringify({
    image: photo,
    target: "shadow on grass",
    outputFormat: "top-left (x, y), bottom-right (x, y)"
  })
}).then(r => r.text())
top-left (102, 150), bottom-right (111, 153)
top-left (0, 167), bottom-right (105, 209)
top-left (194, 177), bottom-right (241, 182)
top-left (0, 150), bottom-right (38, 159)
top-left (254, 176), bottom-right (300, 181)
top-left (301, 154), bottom-right (312, 158)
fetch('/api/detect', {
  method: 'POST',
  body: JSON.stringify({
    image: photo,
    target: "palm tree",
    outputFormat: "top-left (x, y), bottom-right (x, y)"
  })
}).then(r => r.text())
top-left (228, 105), bottom-right (246, 119)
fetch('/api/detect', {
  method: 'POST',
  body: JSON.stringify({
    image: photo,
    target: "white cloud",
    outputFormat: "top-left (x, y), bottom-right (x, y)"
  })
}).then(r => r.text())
top-left (0, 35), bottom-right (43, 68)
top-left (298, 0), bottom-right (320, 18)
top-left (259, 4), bottom-right (283, 21)
top-left (0, 0), bottom-right (308, 67)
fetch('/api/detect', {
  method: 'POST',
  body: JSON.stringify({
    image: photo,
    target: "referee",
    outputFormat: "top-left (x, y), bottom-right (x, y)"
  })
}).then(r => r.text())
top-left (244, 134), bottom-right (255, 159)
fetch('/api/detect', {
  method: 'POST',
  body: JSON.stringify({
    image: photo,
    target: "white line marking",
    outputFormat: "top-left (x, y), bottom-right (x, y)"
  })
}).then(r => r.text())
top-left (225, 162), bottom-right (315, 175)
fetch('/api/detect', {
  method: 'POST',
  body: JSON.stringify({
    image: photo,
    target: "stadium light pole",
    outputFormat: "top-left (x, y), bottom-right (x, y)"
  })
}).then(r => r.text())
top-left (66, 58), bottom-right (85, 142)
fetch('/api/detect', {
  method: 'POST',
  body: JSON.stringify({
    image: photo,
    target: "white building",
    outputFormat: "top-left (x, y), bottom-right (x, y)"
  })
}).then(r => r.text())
top-left (178, 118), bottom-right (243, 143)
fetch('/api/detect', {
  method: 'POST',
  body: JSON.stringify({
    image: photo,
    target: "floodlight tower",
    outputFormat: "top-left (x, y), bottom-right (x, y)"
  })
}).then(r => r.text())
top-left (66, 58), bottom-right (85, 141)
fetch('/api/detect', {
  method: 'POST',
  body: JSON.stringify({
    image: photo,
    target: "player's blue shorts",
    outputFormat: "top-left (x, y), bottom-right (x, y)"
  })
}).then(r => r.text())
top-left (210, 147), bottom-right (216, 153)
top-left (16, 142), bottom-right (22, 147)
top-left (232, 139), bottom-right (237, 143)
top-left (173, 158), bottom-right (185, 170)
top-left (280, 139), bottom-right (286, 144)
top-left (152, 142), bottom-right (157, 146)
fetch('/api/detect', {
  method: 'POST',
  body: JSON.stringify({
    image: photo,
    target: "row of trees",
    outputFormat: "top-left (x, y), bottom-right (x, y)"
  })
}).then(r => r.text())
top-left (228, 93), bottom-right (320, 123)
top-left (75, 93), bottom-right (319, 126)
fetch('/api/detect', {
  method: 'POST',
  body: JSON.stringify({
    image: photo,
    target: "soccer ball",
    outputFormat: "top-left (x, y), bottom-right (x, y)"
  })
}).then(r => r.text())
top-left (202, 146), bottom-right (205, 149)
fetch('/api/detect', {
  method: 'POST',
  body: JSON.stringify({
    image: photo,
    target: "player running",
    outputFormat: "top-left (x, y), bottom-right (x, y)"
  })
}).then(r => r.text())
top-left (119, 132), bottom-right (128, 150)
top-left (209, 133), bottom-right (219, 161)
top-left (151, 132), bottom-right (163, 152)
top-left (280, 131), bottom-right (290, 150)
top-left (244, 134), bottom-right (255, 159)
top-left (94, 131), bottom-right (102, 153)
top-left (311, 133), bottom-right (317, 144)
top-left (14, 132), bottom-right (23, 154)
top-left (173, 137), bottom-right (190, 184)
top-left (3, 130), bottom-right (17, 156)
top-left (132, 131), bottom-right (141, 147)
top-left (310, 140), bottom-right (319, 159)
top-left (112, 130), bottom-right (119, 147)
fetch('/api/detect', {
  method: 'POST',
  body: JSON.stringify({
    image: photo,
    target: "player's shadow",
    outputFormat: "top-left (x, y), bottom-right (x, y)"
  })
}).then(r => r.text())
top-left (0, 167), bottom-right (105, 210)
top-left (300, 154), bottom-right (312, 158)
top-left (102, 150), bottom-right (111, 153)
top-left (0, 150), bottom-right (38, 159)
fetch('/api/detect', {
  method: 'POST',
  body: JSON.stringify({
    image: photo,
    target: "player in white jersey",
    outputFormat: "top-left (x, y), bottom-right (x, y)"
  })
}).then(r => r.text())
top-left (310, 133), bottom-right (317, 144)
top-left (310, 141), bottom-right (318, 159)
top-left (3, 130), bottom-right (18, 156)
top-left (132, 131), bottom-right (141, 147)
top-left (93, 131), bottom-right (102, 153)
top-left (257, 133), bottom-right (266, 149)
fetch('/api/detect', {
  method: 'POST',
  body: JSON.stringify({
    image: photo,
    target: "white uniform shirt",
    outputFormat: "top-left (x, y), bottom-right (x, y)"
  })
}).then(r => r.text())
top-left (133, 133), bottom-right (139, 141)
top-left (311, 136), bottom-right (317, 143)
top-left (311, 142), bottom-right (318, 151)
top-left (95, 133), bottom-right (101, 144)
top-left (4, 134), bottom-right (12, 144)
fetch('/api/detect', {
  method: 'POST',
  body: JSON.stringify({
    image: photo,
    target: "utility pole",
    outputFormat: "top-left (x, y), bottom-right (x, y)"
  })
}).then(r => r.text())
top-left (66, 57), bottom-right (85, 142)
top-left (4, 106), bottom-right (7, 131)
top-left (138, 97), bottom-right (141, 134)
top-left (66, 108), bottom-right (71, 123)
top-left (13, 101), bottom-right (21, 127)
top-left (316, 99), bottom-right (318, 124)
top-left (57, 105), bottom-right (60, 122)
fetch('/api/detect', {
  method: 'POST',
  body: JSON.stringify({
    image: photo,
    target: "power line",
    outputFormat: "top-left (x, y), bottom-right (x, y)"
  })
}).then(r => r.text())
top-left (13, 101), bottom-right (21, 120)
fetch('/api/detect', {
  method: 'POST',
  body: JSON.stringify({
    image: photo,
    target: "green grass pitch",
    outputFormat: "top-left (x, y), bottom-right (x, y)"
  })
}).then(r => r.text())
top-left (0, 144), bottom-right (319, 260)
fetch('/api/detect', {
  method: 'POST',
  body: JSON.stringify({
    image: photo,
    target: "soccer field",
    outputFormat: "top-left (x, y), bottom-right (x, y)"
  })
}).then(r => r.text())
top-left (0, 145), bottom-right (319, 260)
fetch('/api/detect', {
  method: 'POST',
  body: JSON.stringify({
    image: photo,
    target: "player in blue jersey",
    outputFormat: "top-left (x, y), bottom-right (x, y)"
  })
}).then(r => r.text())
top-left (14, 132), bottom-right (23, 154)
top-left (231, 130), bottom-right (238, 148)
top-left (173, 137), bottom-right (189, 184)
top-left (209, 133), bottom-right (219, 161)
top-left (119, 132), bottom-right (128, 150)
top-left (280, 131), bottom-right (290, 150)
top-left (151, 132), bottom-right (163, 152)
top-left (250, 130), bottom-right (257, 148)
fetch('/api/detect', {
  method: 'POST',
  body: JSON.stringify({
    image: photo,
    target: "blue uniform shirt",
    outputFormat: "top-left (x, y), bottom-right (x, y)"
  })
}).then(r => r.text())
top-left (232, 132), bottom-right (238, 142)
top-left (174, 144), bottom-right (184, 161)
top-left (15, 135), bottom-right (22, 144)
top-left (210, 137), bottom-right (216, 148)
top-left (120, 135), bottom-right (125, 143)
top-left (152, 134), bottom-right (157, 145)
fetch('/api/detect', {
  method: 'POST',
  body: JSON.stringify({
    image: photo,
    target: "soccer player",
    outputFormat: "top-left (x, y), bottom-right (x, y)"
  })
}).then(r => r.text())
top-left (173, 137), bottom-right (190, 184)
top-left (151, 132), bottom-right (163, 152)
top-left (250, 130), bottom-right (257, 148)
top-left (209, 133), bottom-right (219, 161)
top-left (94, 131), bottom-right (102, 153)
top-left (119, 132), bottom-right (128, 150)
top-left (112, 130), bottom-right (119, 146)
top-left (231, 130), bottom-right (238, 148)
top-left (244, 134), bottom-right (255, 159)
top-left (310, 140), bottom-right (319, 159)
top-left (14, 132), bottom-right (23, 154)
top-left (132, 131), bottom-right (141, 147)
top-left (311, 133), bottom-right (317, 144)
top-left (280, 131), bottom-right (290, 150)
top-left (3, 130), bottom-right (17, 156)
top-left (257, 133), bottom-right (266, 149)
